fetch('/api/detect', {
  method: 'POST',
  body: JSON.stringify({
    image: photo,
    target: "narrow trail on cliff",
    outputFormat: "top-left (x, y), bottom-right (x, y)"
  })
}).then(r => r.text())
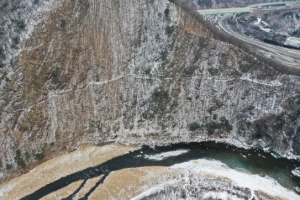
top-left (4, 72), bottom-right (285, 115)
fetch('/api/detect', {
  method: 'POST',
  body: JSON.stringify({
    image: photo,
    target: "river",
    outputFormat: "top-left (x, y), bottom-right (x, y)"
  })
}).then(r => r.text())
top-left (21, 141), bottom-right (300, 199)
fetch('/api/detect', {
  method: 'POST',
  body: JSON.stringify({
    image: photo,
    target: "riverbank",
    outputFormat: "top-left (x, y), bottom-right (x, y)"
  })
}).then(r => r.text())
top-left (0, 144), bottom-right (139, 200)
top-left (0, 142), bottom-right (299, 199)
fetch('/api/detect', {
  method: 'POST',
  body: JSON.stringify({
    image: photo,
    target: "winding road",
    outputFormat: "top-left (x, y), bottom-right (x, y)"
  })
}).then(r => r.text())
top-left (218, 15), bottom-right (300, 66)
top-left (199, 1), bottom-right (300, 67)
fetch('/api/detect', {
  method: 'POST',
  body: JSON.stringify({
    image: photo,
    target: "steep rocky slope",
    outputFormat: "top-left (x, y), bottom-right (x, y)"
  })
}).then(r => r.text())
top-left (0, 0), bottom-right (300, 182)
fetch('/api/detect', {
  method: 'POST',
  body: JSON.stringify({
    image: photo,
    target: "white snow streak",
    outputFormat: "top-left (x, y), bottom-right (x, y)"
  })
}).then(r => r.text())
top-left (171, 159), bottom-right (299, 199)
top-left (144, 149), bottom-right (189, 161)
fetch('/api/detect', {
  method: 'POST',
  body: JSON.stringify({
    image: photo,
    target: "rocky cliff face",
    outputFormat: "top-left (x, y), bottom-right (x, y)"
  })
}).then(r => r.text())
top-left (0, 0), bottom-right (300, 182)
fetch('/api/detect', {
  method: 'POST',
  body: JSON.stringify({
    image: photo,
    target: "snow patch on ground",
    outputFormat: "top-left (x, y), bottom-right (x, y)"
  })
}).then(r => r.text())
top-left (0, 186), bottom-right (8, 199)
top-left (144, 149), bottom-right (189, 161)
top-left (202, 192), bottom-right (242, 200)
top-left (171, 159), bottom-right (299, 199)
top-left (240, 73), bottom-right (282, 87)
top-left (131, 180), bottom-right (181, 200)
top-left (292, 167), bottom-right (300, 178)
top-left (284, 37), bottom-right (300, 48)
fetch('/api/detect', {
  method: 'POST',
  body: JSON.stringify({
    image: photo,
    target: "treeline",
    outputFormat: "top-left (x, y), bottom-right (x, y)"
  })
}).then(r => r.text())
top-left (168, 0), bottom-right (300, 76)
